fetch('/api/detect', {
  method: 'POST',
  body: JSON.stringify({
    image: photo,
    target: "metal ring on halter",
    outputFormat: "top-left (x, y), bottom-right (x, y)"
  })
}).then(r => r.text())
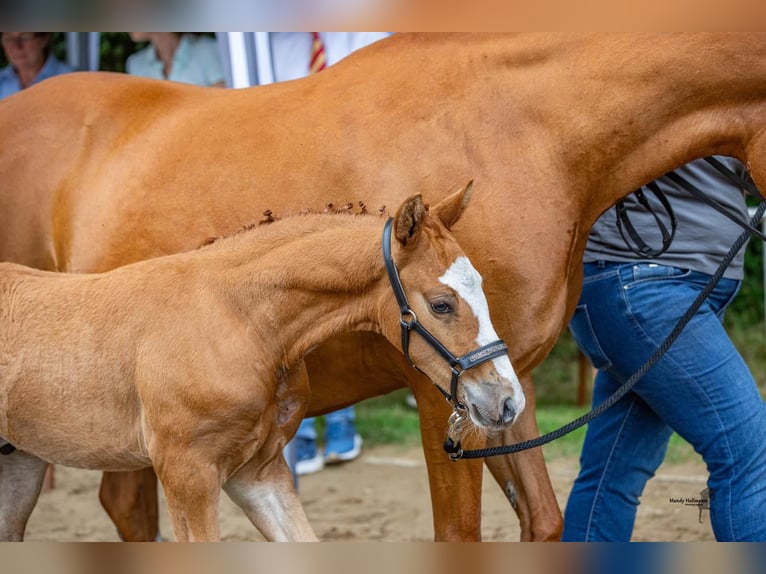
top-left (400, 310), bottom-right (417, 328)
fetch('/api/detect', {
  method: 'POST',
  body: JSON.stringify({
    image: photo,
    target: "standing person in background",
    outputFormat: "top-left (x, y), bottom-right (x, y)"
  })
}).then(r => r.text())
top-left (564, 157), bottom-right (766, 541)
top-left (127, 33), bottom-right (224, 87)
top-left (0, 32), bottom-right (72, 99)
top-left (260, 32), bottom-right (391, 475)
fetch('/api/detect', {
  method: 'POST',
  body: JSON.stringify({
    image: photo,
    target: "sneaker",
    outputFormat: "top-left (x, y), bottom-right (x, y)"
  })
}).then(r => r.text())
top-left (323, 419), bottom-right (362, 465)
top-left (405, 392), bottom-right (418, 409)
top-left (295, 436), bottom-right (324, 475)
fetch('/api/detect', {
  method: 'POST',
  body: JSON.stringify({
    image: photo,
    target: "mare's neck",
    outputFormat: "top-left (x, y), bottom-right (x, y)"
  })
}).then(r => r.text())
top-left (467, 33), bottom-right (766, 223)
top-left (575, 34), bottom-right (766, 216)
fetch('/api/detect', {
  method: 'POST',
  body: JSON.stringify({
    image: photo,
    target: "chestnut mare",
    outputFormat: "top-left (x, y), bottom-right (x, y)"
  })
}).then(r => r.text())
top-left (0, 188), bottom-right (523, 541)
top-left (2, 33), bottom-right (766, 541)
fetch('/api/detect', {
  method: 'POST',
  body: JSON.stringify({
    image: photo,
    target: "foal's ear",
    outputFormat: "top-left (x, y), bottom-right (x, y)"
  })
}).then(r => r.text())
top-left (430, 180), bottom-right (474, 230)
top-left (393, 194), bottom-right (427, 246)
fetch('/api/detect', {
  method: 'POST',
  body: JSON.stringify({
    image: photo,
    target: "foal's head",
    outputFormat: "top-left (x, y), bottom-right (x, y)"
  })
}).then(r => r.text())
top-left (383, 182), bottom-right (525, 431)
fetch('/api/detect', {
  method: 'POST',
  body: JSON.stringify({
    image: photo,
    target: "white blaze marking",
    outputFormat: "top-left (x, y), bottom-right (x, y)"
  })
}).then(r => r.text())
top-left (439, 256), bottom-right (496, 346)
top-left (439, 257), bottom-right (525, 412)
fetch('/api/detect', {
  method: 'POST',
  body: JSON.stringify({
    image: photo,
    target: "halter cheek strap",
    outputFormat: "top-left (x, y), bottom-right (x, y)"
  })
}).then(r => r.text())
top-left (381, 218), bottom-right (509, 410)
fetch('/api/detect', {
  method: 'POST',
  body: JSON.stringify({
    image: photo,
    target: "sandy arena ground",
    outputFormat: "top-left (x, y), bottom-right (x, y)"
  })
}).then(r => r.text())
top-left (23, 445), bottom-right (714, 542)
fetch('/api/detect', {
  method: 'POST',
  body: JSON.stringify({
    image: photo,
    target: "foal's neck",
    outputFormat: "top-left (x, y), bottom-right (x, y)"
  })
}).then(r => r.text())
top-left (205, 215), bottom-right (390, 370)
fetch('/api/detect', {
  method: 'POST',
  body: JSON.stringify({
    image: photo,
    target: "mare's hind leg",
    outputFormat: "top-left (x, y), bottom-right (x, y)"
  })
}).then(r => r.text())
top-left (0, 450), bottom-right (49, 540)
top-left (99, 468), bottom-right (160, 541)
top-left (483, 374), bottom-right (563, 541)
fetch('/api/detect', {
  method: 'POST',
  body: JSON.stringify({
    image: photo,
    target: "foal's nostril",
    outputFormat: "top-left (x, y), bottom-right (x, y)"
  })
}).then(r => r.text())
top-left (501, 397), bottom-right (516, 425)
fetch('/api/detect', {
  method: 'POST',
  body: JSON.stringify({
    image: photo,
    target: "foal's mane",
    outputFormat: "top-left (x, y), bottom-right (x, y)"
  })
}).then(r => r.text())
top-left (198, 202), bottom-right (390, 250)
top-left (189, 202), bottom-right (418, 296)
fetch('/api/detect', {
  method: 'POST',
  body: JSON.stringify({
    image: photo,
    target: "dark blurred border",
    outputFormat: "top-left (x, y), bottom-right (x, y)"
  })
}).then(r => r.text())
top-left (1, 542), bottom-right (763, 574)
top-left (1, 0), bottom-right (765, 30)
top-left (1, 0), bottom-right (765, 572)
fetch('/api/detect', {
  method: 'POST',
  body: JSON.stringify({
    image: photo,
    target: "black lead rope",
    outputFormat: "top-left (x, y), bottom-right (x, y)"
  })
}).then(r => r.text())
top-left (704, 156), bottom-right (765, 201)
top-left (615, 157), bottom-right (766, 260)
top-left (451, 199), bottom-right (766, 460)
top-left (615, 182), bottom-right (678, 258)
top-left (664, 171), bottom-right (766, 243)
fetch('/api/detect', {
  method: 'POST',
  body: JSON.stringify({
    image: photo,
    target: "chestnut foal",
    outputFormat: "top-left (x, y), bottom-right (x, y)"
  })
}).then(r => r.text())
top-left (0, 185), bottom-right (523, 541)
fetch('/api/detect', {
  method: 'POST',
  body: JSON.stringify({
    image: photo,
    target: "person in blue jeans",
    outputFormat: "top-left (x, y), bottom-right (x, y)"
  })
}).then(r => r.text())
top-left (564, 157), bottom-right (766, 541)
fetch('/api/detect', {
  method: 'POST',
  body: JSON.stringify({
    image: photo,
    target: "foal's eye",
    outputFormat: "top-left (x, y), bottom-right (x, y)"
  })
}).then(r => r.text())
top-left (430, 300), bottom-right (453, 314)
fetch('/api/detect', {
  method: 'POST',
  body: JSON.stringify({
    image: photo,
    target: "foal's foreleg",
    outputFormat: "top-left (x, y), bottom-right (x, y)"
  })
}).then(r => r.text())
top-left (154, 456), bottom-right (221, 542)
top-left (224, 452), bottom-right (317, 541)
top-left (0, 450), bottom-right (49, 540)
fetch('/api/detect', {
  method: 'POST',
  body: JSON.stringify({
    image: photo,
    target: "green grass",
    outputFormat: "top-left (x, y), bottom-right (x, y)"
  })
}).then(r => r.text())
top-left (727, 318), bottom-right (766, 392)
top-left (664, 434), bottom-right (700, 464)
top-left (537, 404), bottom-right (589, 460)
top-left (337, 389), bottom-right (423, 447)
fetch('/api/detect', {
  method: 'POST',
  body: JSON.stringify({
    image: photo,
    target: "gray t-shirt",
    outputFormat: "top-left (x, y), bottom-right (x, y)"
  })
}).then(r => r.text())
top-left (584, 157), bottom-right (750, 279)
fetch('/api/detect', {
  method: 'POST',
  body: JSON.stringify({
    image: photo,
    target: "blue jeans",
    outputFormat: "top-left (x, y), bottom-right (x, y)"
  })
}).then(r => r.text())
top-left (563, 261), bottom-right (766, 541)
top-left (296, 406), bottom-right (355, 440)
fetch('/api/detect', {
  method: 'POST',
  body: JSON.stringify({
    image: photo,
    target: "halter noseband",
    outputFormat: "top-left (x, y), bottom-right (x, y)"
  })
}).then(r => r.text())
top-left (381, 217), bottom-right (509, 411)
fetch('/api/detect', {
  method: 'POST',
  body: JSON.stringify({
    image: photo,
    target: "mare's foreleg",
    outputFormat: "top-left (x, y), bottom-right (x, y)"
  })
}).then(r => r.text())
top-left (0, 449), bottom-right (49, 540)
top-left (745, 130), bottom-right (766, 195)
top-left (410, 373), bottom-right (486, 541)
top-left (483, 374), bottom-right (563, 541)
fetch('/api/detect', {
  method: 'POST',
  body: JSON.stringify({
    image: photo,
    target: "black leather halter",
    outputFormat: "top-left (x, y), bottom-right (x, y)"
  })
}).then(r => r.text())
top-left (381, 218), bottom-right (509, 411)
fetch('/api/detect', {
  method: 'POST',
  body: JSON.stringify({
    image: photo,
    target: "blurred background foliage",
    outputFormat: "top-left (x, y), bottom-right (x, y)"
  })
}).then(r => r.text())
top-left (97, 32), bottom-right (145, 73)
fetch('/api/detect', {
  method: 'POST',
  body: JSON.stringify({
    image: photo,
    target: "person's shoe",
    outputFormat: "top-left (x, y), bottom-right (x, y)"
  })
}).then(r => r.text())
top-left (405, 392), bottom-right (417, 409)
top-left (295, 436), bottom-right (324, 475)
top-left (323, 419), bottom-right (362, 465)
